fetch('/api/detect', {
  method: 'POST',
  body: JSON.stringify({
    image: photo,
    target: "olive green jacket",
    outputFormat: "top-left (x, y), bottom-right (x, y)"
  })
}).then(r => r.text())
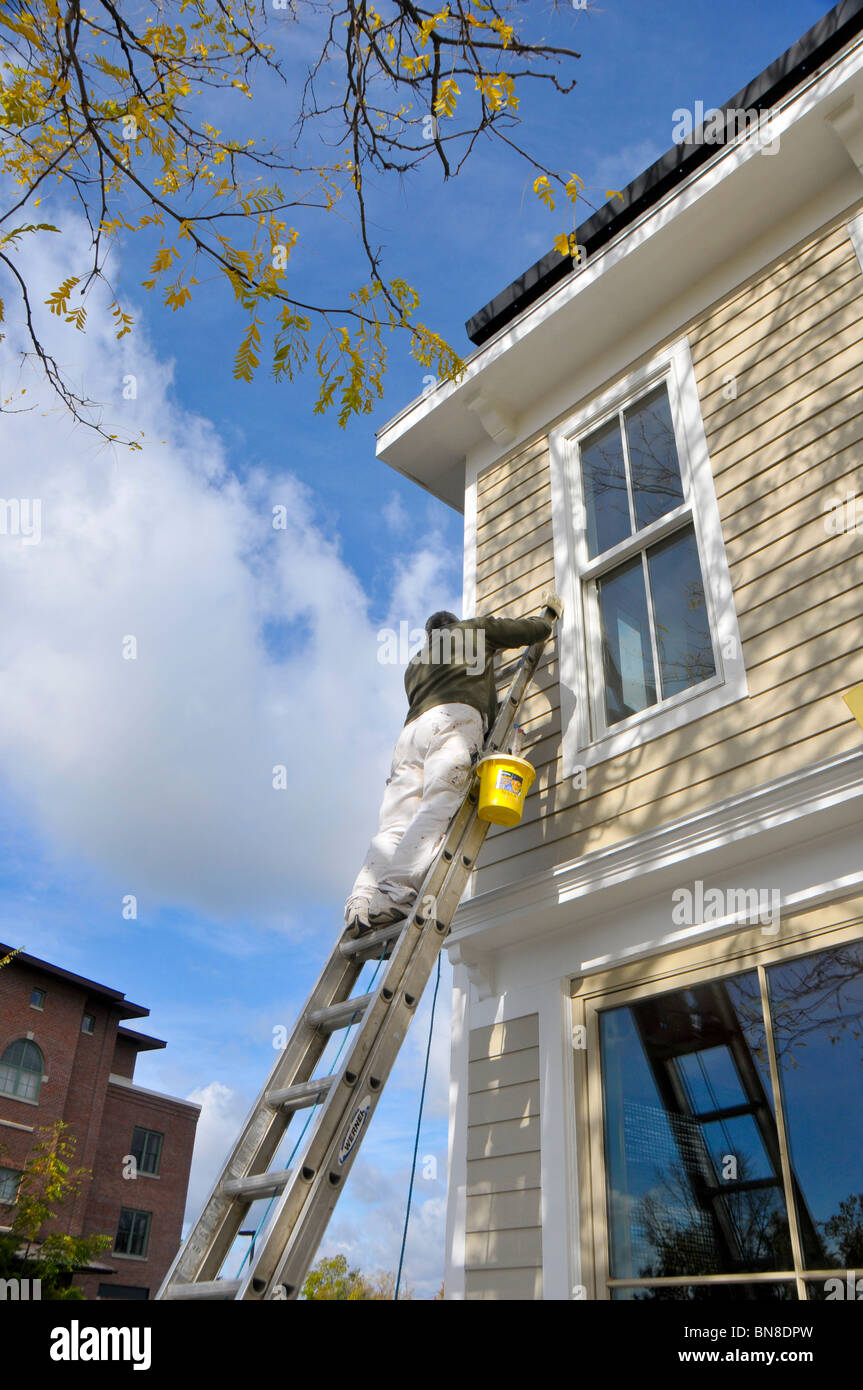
top-left (403, 615), bottom-right (553, 730)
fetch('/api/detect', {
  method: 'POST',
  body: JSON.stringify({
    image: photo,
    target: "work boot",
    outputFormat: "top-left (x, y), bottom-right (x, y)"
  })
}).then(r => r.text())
top-left (367, 889), bottom-right (410, 929)
top-left (344, 895), bottom-right (372, 938)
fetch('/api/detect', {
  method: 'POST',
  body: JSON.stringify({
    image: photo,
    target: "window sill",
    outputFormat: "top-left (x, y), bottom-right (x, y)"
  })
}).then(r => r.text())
top-left (112, 1252), bottom-right (149, 1262)
top-left (563, 668), bottom-right (749, 773)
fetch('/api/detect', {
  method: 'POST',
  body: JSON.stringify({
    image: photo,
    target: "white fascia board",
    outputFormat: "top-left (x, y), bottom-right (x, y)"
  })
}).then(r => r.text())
top-left (376, 38), bottom-right (863, 510)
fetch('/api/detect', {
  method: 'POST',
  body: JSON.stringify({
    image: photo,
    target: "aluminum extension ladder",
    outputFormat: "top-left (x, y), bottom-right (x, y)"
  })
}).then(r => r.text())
top-left (156, 606), bottom-right (555, 1301)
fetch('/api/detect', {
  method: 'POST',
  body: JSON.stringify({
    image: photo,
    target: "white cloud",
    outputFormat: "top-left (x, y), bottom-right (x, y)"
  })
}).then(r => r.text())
top-left (381, 492), bottom-right (410, 535)
top-left (182, 1080), bottom-right (251, 1233)
top-left (0, 221), bottom-right (463, 932)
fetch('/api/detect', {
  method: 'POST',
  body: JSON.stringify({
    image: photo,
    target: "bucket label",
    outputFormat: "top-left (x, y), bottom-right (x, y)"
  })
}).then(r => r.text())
top-left (496, 769), bottom-right (523, 795)
top-left (337, 1095), bottom-right (372, 1166)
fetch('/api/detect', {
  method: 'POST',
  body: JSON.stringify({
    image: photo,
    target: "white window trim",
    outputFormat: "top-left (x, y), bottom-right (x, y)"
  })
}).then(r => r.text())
top-left (548, 336), bottom-right (748, 773)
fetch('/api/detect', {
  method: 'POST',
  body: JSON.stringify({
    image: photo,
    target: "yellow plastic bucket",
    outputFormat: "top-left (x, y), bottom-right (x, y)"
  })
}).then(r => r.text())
top-left (476, 755), bottom-right (536, 827)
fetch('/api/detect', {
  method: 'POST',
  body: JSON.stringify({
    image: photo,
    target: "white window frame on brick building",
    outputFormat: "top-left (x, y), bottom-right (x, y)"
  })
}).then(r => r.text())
top-left (548, 337), bottom-right (749, 774)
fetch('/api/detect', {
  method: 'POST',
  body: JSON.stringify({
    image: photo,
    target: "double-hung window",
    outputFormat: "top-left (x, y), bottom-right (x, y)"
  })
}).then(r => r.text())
top-left (550, 339), bottom-right (748, 770)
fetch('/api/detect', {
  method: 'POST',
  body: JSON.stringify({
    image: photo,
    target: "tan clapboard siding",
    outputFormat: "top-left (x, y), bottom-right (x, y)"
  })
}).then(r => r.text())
top-left (688, 236), bottom-right (858, 365)
top-left (478, 436), bottom-right (549, 499)
top-left (697, 292), bottom-right (863, 420)
top-left (478, 715), bottom-right (858, 883)
top-left (466, 1151), bottom-right (542, 1195)
top-left (699, 325), bottom-right (863, 455)
top-left (696, 275), bottom-right (863, 407)
top-left (467, 1080), bottom-right (540, 1127)
top-left (477, 516), bottom-right (554, 577)
top-left (464, 1267), bottom-right (543, 1299)
top-left (688, 220), bottom-right (851, 348)
top-left (740, 557), bottom-right (858, 641)
top-left (730, 523), bottom-right (860, 611)
top-left (723, 465), bottom-right (862, 569)
top-left (471, 213), bottom-right (863, 898)
top-left (477, 557), bottom-right (557, 611)
top-left (706, 357), bottom-right (863, 473)
top-left (480, 639), bottom-right (856, 856)
top-left (707, 368), bottom-right (863, 480)
top-left (464, 1229), bottom-right (543, 1269)
top-left (465, 1013), bottom-right (542, 1298)
top-left (468, 1047), bottom-right (541, 1094)
top-left (478, 482), bottom-right (552, 550)
top-left (479, 464), bottom-right (551, 531)
top-left (466, 1188), bottom-right (543, 1233)
top-left (515, 632), bottom-right (861, 824)
top-left (719, 440), bottom-right (861, 540)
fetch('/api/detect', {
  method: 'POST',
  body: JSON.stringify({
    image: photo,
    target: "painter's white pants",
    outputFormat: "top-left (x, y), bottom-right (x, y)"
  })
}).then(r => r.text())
top-left (346, 702), bottom-right (484, 915)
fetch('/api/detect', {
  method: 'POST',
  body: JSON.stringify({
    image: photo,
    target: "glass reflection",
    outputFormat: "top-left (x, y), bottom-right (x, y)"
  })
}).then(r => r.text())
top-left (647, 527), bottom-right (716, 697)
top-left (766, 943), bottom-right (863, 1271)
top-left (624, 386), bottom-right (684, 531)
top-left (600, 976), bottom-right (794, 1281)
top-left (580, 418), bottom-right (630, 559)
top-left (596, 557), bottom-right (657, 725)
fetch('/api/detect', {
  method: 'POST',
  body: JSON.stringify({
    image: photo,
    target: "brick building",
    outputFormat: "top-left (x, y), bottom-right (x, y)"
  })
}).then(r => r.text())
top-left (0, 944), bottom-right (200, 1299)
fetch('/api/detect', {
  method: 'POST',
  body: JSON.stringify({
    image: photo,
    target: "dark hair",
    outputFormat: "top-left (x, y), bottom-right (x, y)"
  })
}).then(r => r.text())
top-left (425, 610), bottom-right (459, 635)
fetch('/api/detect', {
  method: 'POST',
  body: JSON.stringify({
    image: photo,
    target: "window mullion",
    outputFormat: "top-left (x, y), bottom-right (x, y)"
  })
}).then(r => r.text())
top-left (756, 963), bottom-right (808, 1300)
top-left (641, 550), bottom-right (662, 702)
top-left (617, 406), bottom-right (638, 536)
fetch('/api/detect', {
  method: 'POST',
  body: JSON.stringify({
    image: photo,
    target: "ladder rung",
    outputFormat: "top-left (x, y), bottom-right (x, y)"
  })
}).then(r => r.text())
top-left (307, 992), bottom-right (373, 1032)
top-left (339, 922), bottom-right (404, 958)
top-left (267, 1075), bottom-right (334, 1110)
top-left (222, 1168), bottom-right (293, 1200)
top-left (165, 1279), bottom-right (243, 1301)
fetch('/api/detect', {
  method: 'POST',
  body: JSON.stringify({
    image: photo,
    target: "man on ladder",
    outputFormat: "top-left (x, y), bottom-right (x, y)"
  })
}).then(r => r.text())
top-left (345, 597), bottom-right (565, 936)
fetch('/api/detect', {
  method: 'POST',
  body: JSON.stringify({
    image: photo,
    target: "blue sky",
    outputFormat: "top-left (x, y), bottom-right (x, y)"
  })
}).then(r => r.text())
top-left (0, 0), bottom-right (830, 1296)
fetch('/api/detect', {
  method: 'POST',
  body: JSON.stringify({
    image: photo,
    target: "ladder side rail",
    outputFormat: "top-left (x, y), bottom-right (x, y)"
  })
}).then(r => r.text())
top-left (157, 944), bottom-right (366, 1293)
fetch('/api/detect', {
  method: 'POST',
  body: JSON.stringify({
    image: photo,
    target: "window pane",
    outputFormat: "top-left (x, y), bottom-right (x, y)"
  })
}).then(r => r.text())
top-left (0, 1168), bottom-right (22, 1203)
top-left (624, 385), bottom-right (684, 531)
top-left (132, 1127), bottom-right (163, 1176)
top-left (647, 526), bottom-right (716, 697)
top-left (579, 417), bottom-right (631, 558)
top-left (596, 557), bottom-right (657, 724)
top-left (766, 942), bottom-right (863, 1271)
top-left (599, 975), bottom-right (794, 1281)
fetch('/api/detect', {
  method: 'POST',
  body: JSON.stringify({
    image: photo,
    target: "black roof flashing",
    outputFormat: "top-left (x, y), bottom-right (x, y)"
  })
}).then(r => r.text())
top-left (466, 0), bottom-right (863, 347)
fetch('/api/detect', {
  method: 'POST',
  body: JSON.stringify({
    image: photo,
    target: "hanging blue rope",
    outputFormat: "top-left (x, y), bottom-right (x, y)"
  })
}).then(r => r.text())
top-left (394, 952), bottom-right (442, 1301)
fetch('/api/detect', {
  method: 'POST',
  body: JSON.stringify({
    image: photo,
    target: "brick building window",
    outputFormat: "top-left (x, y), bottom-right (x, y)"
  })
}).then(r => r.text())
top-left (115, 1208), bottom-right (151, 1258)
top-left (0, 1167), bottom-right (22, 1204)
top-left (30, 988), bottom-right (45, 1010)
top-left (0, 1039), bottom-right (44, 1102)
top-left (131, 1126), bottom-right (163, 1177)
top-left (81, 1012), bottom-right (96, 1034)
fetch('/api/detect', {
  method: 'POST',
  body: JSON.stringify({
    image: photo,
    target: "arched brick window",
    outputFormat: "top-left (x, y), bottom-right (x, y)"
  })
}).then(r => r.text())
top-left (0, 1039), bottom-right (44, 1102)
